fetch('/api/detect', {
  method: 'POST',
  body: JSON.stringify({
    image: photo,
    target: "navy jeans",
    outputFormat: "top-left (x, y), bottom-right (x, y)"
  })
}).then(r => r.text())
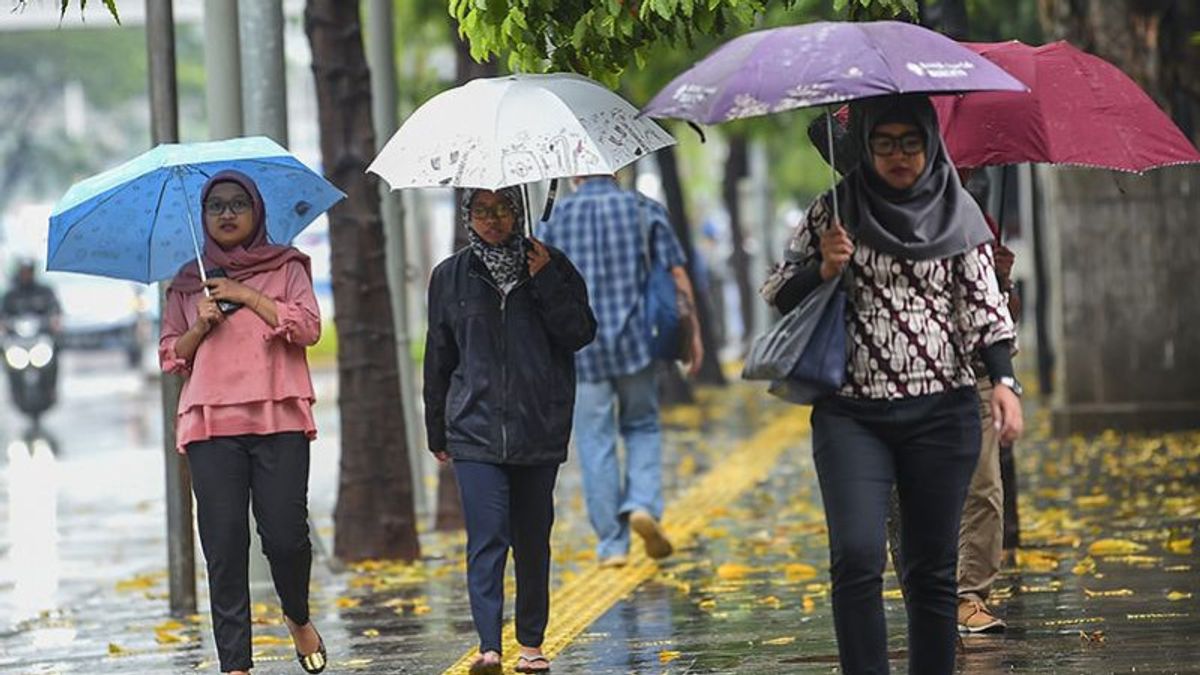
top-left (454, 461), bottom-right (558, 654)
top-left (811, 388), bottom-right (981, 675)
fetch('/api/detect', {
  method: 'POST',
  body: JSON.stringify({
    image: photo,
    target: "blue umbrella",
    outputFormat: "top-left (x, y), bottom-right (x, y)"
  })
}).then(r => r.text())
top-left (48, 136), bottom-right (345, 284)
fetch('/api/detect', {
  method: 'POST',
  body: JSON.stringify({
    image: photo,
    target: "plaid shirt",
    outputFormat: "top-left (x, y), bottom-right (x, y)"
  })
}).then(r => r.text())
top-left (539, 178), bottom-right (686, 382)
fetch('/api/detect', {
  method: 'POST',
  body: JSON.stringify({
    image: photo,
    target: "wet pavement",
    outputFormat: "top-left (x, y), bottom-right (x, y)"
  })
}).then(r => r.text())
top-left (0, 356), bottom-right (1197, 673)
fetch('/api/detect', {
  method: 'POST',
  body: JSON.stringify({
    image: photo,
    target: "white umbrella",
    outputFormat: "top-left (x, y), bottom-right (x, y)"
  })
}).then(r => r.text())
top-left (367, 73), bottom-right (676, 192)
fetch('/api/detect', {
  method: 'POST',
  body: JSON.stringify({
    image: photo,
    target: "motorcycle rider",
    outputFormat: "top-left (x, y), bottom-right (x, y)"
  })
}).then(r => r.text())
top-left (2, 260), bottom-right (62, 334)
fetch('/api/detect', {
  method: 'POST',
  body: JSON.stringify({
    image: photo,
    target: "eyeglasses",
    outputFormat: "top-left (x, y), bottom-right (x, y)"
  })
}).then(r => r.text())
top-left (470, 204), bottom-right (515, 221)
top-left (204, 198), bottom-right (252, 216)
top-left (868, 132), bottom-right (925, 157)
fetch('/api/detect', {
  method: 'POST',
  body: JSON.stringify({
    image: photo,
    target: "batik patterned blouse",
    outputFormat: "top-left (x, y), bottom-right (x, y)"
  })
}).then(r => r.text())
top-left (760, 194), bottom-right (1015, 401)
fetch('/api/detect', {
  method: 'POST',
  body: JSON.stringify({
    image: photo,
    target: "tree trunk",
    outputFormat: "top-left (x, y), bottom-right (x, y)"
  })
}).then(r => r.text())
top-left (433, 30), bottom-right (501, 532)
top-left (305, 0), bottom-right (420, 561)
top-left (1036, 0), bottom-right (1200, 433)
top-left (722, 133), bottom-right (755, 350)
top-left (657, 144), bottom-right (727, 388)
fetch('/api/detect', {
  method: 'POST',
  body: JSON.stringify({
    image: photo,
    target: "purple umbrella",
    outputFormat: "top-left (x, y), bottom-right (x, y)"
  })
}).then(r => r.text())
top-left (643, 21), bottom-right (1027, 124)
top-left (642, 20), bottom-right (1027, 225)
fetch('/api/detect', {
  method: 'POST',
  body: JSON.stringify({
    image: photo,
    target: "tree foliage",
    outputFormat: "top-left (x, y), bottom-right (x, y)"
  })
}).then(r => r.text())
top-left (450, 0), bottom-right (917, 86)
top-left (11, 0), bottom-right (120, 23)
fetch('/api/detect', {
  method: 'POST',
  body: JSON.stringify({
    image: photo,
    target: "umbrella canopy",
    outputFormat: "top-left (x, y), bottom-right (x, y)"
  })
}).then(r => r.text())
top-left (367, 73), bottom-right (676, 191)
top-left (641, 20), bottom-right (1027, 125)
top-left (933, 40), bottom-right (1200, 172)
top-left (48, 137), bottom-right (345, 284)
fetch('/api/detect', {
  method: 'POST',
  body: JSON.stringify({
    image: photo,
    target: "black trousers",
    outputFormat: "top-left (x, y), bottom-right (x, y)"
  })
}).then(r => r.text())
top-left (187, 432), bottom-right (313, 672)
top-left (811, 388), bottom-right (981, 675)
top-left (454, 460), bottom-right (558, 654)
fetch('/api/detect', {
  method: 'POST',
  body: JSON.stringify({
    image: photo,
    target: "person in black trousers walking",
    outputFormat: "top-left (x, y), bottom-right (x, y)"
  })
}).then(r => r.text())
top-left (160, 171), bottom-right (327, 674)
top-left (424, 186), bottom-right (596, 674)
top-left (761, 95), bottom-right (1024, 675)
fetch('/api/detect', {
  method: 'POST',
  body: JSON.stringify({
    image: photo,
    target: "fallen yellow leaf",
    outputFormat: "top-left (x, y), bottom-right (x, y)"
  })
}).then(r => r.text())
top-left (1072, 557), bottom-right (1097, 576)
top-left (802, 595), bottom-right (816, 613)
top-left (1016, 549), bottom-right (1061, 573)
top-left (1167, 591), bottom-right (1192, 601)
top-left (659, 650), bottom-right (682, 663)
top-left (107, 643), bottom-right (127, 655)
top-left (155, 630), bottom-right (184, 644)
top-left (335, 596), bottom-right (362, 609)
top-left (1088, 539), bottom-right (1147, 556)
top-left (251, 635), bottom-right (292, 646)
top-left (363, 628), bottom-right (380, 637)
top-left (698, 599), bottom-right (717, 611)
top-left (1075, 494), bottom-right (1111, 508)
top-left (155, 620), bottom-right (185, 632)
top-left (1166, 539), bottom-right (1193, 555)
top-left (882, 589), bottom-right (904, 600)
top-left (1083, 588), bottom-right (1134, 598)
top-left (115, 573), bottom-right (162, 592)
top-left (784, 563), bottom-right (819, 582)
top-left (716, 563), bottom-right (753, 580)
top-left (763, 636), bottom-right (796, 646)
top-left (757, 595), bottom-right (782, 609)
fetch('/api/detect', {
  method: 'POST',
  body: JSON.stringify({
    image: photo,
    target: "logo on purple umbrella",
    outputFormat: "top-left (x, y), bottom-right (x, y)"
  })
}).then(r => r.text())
top-left (671, 83), bottom-right (717, 106)
top-left (906, 61), bottom-right (975, 79)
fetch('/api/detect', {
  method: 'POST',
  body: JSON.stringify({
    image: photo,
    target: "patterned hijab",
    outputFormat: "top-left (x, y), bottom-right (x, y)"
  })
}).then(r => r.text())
top-left (839, 95), bottom-right (992, 261)
top-left (462, 187), bottom-right (529, 289)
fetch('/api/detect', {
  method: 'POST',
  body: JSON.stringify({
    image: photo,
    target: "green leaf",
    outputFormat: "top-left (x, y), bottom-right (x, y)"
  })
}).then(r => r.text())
top-left (570, 10), bottom-right (594, 50)
top-left (102, 0), bottom-right (119, 22)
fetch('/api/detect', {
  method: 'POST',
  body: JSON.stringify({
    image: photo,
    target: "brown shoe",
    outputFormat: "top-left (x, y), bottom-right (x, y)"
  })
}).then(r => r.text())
top-left (629, 510), bottom-right (673, 559)
top-left (958, 598), bottom-right (1006, 634)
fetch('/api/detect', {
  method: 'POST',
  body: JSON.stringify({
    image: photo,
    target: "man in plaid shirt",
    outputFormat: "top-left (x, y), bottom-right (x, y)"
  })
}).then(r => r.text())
top-left (539, 175), bottom-right (703, 566)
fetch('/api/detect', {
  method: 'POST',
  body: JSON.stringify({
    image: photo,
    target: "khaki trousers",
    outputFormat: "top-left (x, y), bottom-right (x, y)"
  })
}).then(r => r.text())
top-left (957, 379), bottom-right (1003, 602)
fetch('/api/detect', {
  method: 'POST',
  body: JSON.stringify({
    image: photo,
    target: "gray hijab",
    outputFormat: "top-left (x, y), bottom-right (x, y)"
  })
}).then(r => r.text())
top-left (838, 95), bottom-right (992, 261)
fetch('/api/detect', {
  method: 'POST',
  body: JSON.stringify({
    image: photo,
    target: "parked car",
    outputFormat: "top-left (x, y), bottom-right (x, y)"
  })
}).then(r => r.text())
top-left (45, 272), bottom-right (152, 368)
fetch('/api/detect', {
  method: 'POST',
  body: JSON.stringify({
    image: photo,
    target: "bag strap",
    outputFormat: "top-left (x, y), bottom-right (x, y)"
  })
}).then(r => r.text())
top-left (637, 196), bottom-right (653, 271)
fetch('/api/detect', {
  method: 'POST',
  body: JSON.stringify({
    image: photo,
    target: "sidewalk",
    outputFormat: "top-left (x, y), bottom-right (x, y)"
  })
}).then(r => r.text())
top-left (1, 381), bottom-right (1198, 673)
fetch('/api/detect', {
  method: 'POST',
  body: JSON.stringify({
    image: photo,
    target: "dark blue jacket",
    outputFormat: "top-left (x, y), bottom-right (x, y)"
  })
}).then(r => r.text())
top-left (423, 246), bottom-right (596, 465)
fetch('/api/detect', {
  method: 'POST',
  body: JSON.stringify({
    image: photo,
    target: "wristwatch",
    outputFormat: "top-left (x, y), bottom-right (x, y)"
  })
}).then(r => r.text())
top-left (993, 375), bottom-right (1023, 397)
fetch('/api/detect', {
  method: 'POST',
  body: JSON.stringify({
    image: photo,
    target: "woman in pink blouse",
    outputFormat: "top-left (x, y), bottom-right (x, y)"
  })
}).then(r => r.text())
top-left (159, 170), bottom-right (326, 675)
top-left (762, 95), bottom-right (1023, 675)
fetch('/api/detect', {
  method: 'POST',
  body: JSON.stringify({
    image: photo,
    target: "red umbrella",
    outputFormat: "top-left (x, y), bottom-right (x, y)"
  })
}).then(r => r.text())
top-left (933, 40), bottom-right (1200, 173)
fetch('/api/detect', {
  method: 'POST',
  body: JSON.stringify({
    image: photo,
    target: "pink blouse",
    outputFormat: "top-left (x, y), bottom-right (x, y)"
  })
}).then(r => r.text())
top-left (158, 260), bottom-right (320, 452)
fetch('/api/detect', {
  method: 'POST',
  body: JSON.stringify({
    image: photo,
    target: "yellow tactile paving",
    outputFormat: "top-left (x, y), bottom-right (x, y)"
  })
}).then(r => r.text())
top-left (443, 411), bottom-right (811, 674)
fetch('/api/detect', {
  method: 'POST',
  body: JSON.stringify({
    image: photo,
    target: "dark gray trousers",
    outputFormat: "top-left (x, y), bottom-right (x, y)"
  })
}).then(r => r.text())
top-left (812, 388), bottom-right (981, 675)
top-left (187, 432), bottom-right (313, 672)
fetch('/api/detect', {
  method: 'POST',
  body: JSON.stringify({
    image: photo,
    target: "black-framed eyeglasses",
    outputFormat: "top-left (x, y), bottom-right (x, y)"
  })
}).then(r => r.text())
top-left (868, 132), bottom-right (925, 157)
top-left (470, 204), bottom-right (515, 221)
top-left (204, 198), bottom-right (253, 216)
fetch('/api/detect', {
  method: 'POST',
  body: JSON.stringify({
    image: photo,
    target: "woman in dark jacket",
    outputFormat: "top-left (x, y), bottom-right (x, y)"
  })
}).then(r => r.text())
top-left (424, 186), bottom-right (596, 674)
top-left (761, 95), bottom-right (1023, 675)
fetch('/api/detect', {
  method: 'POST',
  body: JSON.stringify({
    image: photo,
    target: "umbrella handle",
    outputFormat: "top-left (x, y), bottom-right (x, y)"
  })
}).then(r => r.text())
top-left (177, 170), bottom-right (211, 296)
top-left (825, 106), bottom-right (842, 229)
top-left (540, 178), bottom-right (559, 223)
